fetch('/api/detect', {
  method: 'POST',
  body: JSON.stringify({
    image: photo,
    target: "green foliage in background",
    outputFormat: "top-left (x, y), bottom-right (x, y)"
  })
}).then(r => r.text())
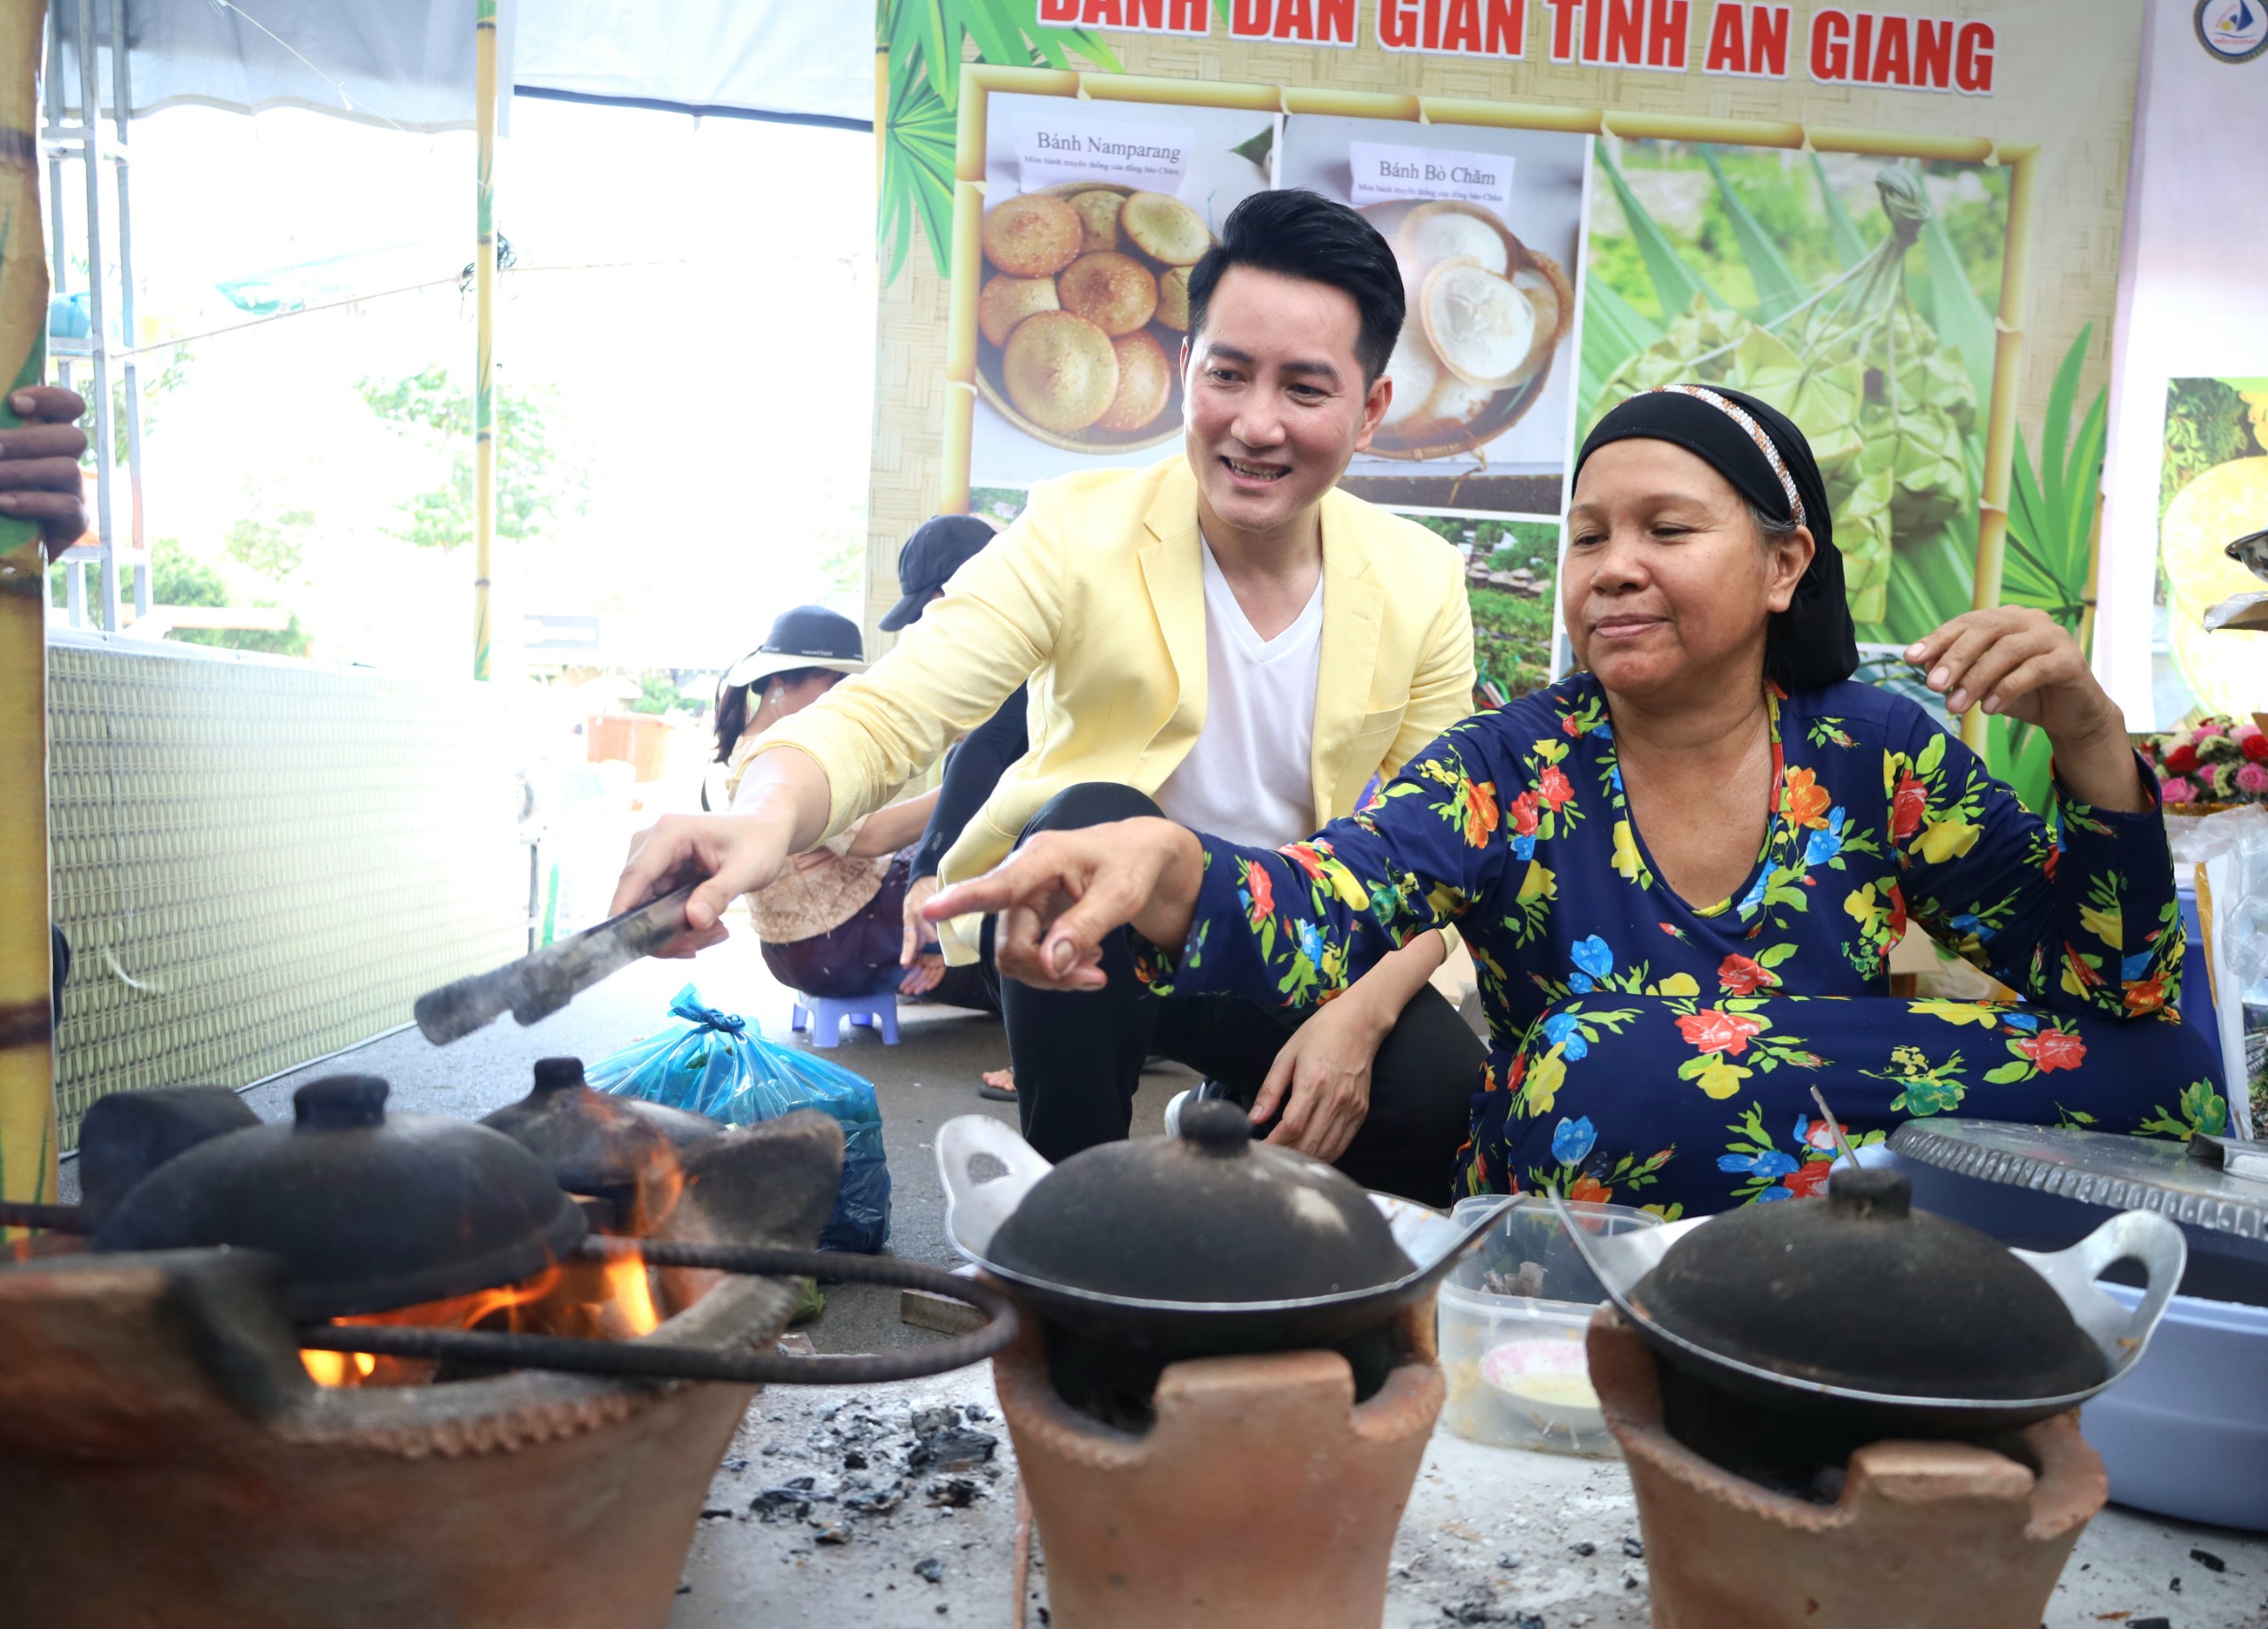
top-left (224, 508), bottom-right (315, 581)
top-left (125, 539), bottom-right (310, 657)
top-left (1587, 153), bottom-right (1986, 642)
top-left (1403, 514), bottom-right (1561, 699)
top-left (878, 1), bottom-right (1119, 285)
top-left (627, 672), bottom-right (700, 716)
top-left (357, 367), bottom-right (586, 552)
top-left (1583, 141), bottom-right (2107, 813)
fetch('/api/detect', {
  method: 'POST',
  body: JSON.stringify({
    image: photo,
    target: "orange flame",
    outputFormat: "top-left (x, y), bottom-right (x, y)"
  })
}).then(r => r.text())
top-left (299, 1237), bottom-right (673, 1385)
top-left (601, 1251), bottom-right (662, 1337)
top-left (299, 1111), bottom-right (692, 1386)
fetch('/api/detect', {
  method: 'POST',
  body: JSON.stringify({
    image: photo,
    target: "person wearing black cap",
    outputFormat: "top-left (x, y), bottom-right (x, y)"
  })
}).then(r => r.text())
top-left (708, 606), bottom-right (944, 1001)
top-left (704, 605), bottom-right (873, 811)
top-left (925, 382), bottom-right (2222, 1216)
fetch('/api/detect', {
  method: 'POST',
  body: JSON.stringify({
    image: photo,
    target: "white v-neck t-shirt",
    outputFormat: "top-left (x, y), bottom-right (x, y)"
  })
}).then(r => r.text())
top-left (1153, 539), bottom-right (1325, 850)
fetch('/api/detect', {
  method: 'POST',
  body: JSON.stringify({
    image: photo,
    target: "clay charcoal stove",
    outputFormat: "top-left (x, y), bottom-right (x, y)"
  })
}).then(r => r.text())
top-left (0, 1071), bottom-right (1014, 1629)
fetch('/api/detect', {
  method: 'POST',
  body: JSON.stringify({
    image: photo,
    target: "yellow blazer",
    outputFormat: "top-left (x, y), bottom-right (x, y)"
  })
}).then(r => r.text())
top-left (750, 457), bottom-right (1476, 961)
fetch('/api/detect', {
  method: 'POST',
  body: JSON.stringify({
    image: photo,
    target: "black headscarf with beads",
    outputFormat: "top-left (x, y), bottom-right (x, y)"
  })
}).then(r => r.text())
top-left (1574, 384), bottom-right (1860, 690)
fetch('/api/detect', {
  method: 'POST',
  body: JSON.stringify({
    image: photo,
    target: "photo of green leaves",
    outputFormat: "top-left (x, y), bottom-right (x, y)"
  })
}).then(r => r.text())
top-left (1582, 139), bottom-right (2108, 806)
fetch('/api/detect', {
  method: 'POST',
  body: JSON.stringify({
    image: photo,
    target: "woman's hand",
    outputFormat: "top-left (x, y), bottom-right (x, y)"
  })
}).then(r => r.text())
top-left (901, 873), bottom-right (941, 966)
top-left (0, 387), bottom-right (91, 547)
top-left (1907, 608), bottom-right (2146, 811)
top-left (1253, 997), bottom-right (1386, 1164)
top-left (899, 953), bottom-right (945, 997)
top-left (898, 873), bottom-right (947, 994)
top-left (924, 817), bottom-right (1203, 992)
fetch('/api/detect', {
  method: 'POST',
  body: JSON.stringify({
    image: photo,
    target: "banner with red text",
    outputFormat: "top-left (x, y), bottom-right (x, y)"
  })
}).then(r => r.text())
top-left (873, 1), bottom-right (2143, 781)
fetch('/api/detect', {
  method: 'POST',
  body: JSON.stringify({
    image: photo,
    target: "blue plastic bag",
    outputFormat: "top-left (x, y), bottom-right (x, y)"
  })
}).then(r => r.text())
top-left (587, 983), bottom-right (890, 1253)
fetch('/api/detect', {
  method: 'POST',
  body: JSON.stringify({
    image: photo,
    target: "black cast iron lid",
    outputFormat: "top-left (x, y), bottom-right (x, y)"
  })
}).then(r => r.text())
top-left (987, 1100), bottom-right (1413, 1302)
top-left (479, 1056), bottom-right (721, 1192)
top-left (96, 1074), bottom-right (588, 1320)
top-left (1631, 1167), bottom-right (2103, 1401)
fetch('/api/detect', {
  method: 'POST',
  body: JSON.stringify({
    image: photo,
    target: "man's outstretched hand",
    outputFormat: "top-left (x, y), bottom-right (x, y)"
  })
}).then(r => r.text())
top-left (923, 817), bottom-right (1205, 992)
top-left (608, 811), bottom-right (796, 958)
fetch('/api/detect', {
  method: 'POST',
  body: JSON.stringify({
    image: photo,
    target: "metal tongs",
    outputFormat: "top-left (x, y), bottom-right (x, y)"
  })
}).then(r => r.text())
top-left (412, 884), bottom-right (696, 1045)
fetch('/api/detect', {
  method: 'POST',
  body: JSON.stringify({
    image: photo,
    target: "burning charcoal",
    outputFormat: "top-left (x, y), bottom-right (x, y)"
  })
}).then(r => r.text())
top-left (2192, 1548), bottom-right (2227, 1572)
top-left (699, 1507), bottom-right (735, 1520)
top-left (1620, 1537), bottom-right (1644, 1559)
top-left (785, 1476), bottom-right (817, 1491)
top-left (913, 1558), bottom-right (944, 1584)
top-left (2131, 1619), bottom-right (2171, 1629)
top-left (749, 1487), bottom-right (813, 1522)
top-left (1513, 1616), bottom-right (1544, 1629)
top-left (843, 1448), bottom-right (868, 1470)
top-left (813, 1524), bottom-right (851, 1546)
top-left (912, 1406), bottom-right (960, 1438)
top-left (1495, 1553), bottom-right (1520, 1570)
top-left (926, 1477), bottom-right (983, 1508)
top-left (963, 1404), bottom-right (990, 1422)
top-left (1570, 1541), bottom-right (1595, 1557)
top-left (721, 1455), bottom-right (749, 1473)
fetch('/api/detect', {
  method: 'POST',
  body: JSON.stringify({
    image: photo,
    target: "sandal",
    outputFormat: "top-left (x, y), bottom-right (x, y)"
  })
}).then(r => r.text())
top-left (977, 1067), bottom-right (1017, 1103)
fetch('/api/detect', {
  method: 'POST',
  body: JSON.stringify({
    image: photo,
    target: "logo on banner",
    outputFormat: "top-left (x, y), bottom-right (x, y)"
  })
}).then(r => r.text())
top-left (2196, 0), bottom-right (2268, 62)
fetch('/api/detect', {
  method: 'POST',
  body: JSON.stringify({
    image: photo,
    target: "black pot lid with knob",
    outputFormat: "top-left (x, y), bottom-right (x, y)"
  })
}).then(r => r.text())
top-left (1630, 1167), bottom-right (2103, 1401)
top-left (479, 1056), bottom-right (722, 1193)
top-left (96, 1074), bottom-right (588, 1320)
top-left (986, 1099), bottom-right (1414, 1303)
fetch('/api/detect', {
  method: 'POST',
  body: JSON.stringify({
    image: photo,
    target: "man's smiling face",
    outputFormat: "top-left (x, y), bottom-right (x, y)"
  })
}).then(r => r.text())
top-left (1180, 264), bottom-right (1391, 546)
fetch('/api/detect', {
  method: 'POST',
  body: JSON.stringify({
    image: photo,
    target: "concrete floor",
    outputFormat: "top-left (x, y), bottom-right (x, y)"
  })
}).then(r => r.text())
top-left (671, 1363), bottom-right (2268, 1629)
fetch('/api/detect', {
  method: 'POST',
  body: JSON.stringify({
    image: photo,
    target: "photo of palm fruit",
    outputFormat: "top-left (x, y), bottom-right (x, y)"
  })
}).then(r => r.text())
top-left (1581, 143), bottom-right (2008, 648)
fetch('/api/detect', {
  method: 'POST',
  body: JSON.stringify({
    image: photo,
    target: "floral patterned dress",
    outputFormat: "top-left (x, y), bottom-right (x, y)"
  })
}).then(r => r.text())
top-left (1138, 675), bottom-right (2229, 1217)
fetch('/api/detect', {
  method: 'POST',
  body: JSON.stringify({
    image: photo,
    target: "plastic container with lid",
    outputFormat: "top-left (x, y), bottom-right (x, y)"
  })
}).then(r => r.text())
top-left (1436, 1195), bottom-right (1663, 1456)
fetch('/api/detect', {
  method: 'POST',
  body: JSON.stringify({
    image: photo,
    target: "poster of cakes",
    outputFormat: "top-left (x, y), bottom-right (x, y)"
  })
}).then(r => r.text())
top-left (1276, 116), bottom-right (1588, 519)
top-left (969, 93), bottom-right (1278, 487)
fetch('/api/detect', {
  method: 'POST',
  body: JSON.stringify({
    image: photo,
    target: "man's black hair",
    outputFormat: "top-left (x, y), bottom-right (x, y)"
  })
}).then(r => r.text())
top-left (1183, 189), bottom-right (1405, 385)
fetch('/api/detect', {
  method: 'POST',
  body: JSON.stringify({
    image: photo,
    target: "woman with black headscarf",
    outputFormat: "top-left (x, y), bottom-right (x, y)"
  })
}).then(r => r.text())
top-left (926, 384), bottom-right (2226, 1214)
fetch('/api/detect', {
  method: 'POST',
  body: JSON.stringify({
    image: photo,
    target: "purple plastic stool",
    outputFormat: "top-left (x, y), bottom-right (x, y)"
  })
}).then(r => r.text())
top-left (790, 984), bottom-right (900, 1048)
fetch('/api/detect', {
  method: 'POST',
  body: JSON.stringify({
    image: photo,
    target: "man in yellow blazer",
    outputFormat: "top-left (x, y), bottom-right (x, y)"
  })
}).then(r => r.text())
top-left (615, 190), bottom-right (1483, 1201)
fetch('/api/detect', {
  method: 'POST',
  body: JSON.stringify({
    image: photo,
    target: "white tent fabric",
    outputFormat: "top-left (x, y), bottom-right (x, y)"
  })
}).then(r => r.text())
top-left (50, 0), bottom-right (871, 132)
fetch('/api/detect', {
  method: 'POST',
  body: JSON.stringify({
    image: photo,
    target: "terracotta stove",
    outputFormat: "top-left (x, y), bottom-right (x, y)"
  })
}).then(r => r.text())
top-left (993, 1300), bottom-right (1446, 1629)
top-left (0, 1111), bottom-right (843, 1629)
top-left (1588, 1307), bottom-right (2108, 1629)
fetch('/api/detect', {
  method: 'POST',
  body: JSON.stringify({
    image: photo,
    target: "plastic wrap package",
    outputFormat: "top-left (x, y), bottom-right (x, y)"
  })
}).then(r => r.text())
top-left (588, 983), bottom-right (890, 1253)
top-left (2171, 807), bottom-right (2268, 1138)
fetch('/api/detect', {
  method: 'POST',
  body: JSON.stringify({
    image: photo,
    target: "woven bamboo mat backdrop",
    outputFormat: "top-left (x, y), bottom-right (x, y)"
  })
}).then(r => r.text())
top-left (44, 636), bottom-right (524, 1150)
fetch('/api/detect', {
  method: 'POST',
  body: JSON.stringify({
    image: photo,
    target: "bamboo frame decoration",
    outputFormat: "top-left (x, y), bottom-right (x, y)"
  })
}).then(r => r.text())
top-left (936, 67), bottom-right (2041, 756)
top-left (0, 0), bottom-right (55, 1212)
top-left (471, 0), bottom-right (498, 683)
